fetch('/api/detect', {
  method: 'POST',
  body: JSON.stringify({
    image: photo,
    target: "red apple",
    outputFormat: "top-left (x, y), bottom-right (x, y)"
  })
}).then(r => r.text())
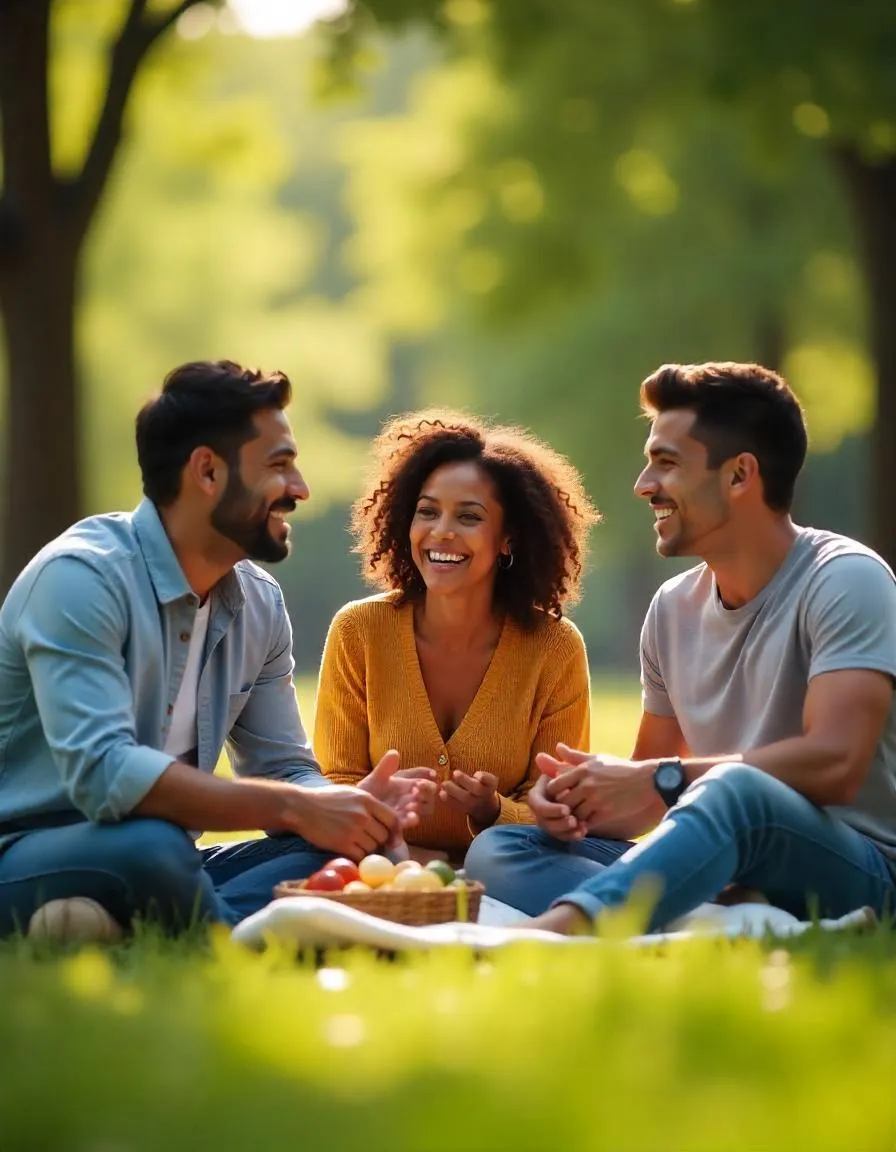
top-left (325, 857), bottom-right (361, 885)
top-left (305, 868), bottom-right (346, 893)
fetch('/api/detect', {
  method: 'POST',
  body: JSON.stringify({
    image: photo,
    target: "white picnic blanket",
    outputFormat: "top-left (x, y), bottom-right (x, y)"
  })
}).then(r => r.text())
top-left (230, 893), bottom-right (875, 953)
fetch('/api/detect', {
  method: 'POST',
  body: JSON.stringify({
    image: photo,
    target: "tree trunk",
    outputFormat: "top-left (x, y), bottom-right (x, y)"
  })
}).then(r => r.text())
top-left (0, 0), bottom-right (81, 590)
top-left (834, 148), bottom-right (896, 566)
top-left (0, 236), bottom-right (81, 589)
top-left (0, 0), bottom-right (198, 593)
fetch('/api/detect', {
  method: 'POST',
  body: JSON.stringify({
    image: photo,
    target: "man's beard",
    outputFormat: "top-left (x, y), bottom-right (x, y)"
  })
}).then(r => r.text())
top-left (211, 468), bottom-right (295, 563)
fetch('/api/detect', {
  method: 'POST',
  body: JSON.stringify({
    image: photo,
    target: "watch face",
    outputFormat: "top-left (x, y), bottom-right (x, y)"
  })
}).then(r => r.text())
top-left (656, 763), bottom-right (681, 790)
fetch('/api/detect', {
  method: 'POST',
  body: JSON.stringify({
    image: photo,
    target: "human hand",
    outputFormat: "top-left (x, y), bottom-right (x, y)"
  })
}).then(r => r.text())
top-left (359, 750), bottom-right (438, 827)
top-left (283, 783), bottom-right (400, 860)
top-left (526, 772), bottom-right (587, 841)
top-left (439, 770), bottom-right (500, 827)
top-left (537, 744), bottom-right (660, 837)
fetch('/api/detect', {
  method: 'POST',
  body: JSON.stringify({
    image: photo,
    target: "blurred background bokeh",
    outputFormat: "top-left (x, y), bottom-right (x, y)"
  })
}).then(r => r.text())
top-left (1, 0), bottom-right (894, 678)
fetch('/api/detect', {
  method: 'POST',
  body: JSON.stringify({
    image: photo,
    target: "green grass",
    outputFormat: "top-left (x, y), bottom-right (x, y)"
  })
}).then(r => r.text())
top-left (1, 926), bottom-right (894, 1151)
top-left (4, 678), bottom-right (894, 1150)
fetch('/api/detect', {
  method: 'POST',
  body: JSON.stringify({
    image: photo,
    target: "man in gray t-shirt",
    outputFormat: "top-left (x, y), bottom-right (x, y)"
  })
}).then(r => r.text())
top-left (465, 361), bottom-right (896, 933)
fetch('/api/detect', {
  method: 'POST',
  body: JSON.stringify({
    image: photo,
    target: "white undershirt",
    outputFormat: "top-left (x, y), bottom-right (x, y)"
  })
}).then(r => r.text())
top-left (163, 599), bottom-right (211, 760)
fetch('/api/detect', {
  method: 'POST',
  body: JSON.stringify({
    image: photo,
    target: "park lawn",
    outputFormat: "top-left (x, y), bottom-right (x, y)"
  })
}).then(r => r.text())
top-left (0, 923), bottom-right (894, 1151)
top-left (2, 676), bottom-right (895, 1149)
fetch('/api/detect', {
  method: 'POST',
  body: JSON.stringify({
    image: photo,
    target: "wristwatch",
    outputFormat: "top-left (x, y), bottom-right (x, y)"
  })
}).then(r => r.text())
top-left (653, 758), bottom-right (688, 808)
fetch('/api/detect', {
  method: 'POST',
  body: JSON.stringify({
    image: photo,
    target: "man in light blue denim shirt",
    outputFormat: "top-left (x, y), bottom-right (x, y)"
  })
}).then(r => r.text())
top-left (0, 360), bottom-right (434, 940)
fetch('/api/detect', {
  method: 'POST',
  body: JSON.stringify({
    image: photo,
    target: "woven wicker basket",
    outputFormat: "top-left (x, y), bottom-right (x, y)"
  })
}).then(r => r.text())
top-left (273, 879), bottom-right (484, 926)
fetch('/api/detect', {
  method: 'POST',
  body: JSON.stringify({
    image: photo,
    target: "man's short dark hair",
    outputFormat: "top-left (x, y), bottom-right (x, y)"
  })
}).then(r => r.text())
top-left (640, 362), bottom-right (808, 512)
top-left (136, 360), bottom-right (292, 506)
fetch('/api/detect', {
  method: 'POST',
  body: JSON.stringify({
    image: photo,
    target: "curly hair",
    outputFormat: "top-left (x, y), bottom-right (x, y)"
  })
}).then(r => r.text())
top-left (351, 409), bottom-right (600, 627)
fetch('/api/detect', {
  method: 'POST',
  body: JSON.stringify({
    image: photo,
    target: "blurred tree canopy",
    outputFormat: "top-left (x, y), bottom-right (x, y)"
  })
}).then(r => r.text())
top-left (0, 0), bottom-right (892, 671)
top-left (342, 0), bottom-right (896, 560)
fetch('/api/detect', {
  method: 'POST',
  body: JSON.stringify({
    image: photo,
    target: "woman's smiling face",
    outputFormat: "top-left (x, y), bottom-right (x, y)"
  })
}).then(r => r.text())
top-left (409, 460), bottom-right (509, 595)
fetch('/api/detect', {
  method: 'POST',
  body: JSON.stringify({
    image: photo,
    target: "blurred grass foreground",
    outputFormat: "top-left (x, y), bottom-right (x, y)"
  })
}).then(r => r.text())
top-left (1, 927), bottom-right (894, 1152)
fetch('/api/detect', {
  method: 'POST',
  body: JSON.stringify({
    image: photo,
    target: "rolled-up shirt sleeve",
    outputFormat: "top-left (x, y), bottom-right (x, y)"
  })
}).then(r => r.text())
top-left (226, 594), bottom-right (330, 789)
top-left (16, 557), bottom-right (174, 821)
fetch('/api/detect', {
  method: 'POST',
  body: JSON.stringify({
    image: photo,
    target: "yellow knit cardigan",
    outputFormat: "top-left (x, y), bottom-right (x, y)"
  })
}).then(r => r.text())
top-left (313, 592), bottom-right (591, 855)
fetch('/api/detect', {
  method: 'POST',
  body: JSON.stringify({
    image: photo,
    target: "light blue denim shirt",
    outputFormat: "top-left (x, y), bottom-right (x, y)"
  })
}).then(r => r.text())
top-left (0, 499), bottom-right (327, 853)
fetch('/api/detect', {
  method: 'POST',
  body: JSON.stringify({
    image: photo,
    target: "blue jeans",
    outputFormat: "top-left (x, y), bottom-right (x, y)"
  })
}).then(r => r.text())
top-left (465, 763), bottom-right (896, 931)
top-left (0, 818), bottom-right (331, 935)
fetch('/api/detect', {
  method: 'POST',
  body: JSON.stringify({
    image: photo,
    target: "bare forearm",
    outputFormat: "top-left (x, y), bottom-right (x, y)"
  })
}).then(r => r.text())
top-left (682, 738), bottom-right (857, 806)
top-left (133, 761), bottom-right (296, 833)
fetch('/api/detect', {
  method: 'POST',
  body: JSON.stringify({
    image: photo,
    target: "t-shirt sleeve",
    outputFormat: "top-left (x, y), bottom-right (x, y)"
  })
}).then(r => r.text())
top-left (803, 553), bottom-right (896, 682)
top-left (640, 589), bottom-right (675, 717)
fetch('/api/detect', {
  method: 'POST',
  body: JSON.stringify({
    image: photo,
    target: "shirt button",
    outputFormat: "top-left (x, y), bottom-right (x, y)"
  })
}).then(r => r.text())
top-left (438, 753), bottom-right (448, 766)
top-left (179, 632), bottom-right (191, 643)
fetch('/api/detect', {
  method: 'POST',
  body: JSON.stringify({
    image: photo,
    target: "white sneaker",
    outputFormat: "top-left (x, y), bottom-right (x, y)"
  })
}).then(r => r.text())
top-left (28, 897), bottom-right (123, 944)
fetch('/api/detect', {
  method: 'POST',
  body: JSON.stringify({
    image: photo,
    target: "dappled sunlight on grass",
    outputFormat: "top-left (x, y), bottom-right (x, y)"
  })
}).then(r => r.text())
top-left (0, 926), bottom-right (893, 1151)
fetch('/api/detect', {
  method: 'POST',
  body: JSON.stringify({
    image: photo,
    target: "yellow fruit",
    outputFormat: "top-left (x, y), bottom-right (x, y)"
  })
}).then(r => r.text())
top-left (358, 854), bottom-right (395, 888)
top-left (343, 880), bottom-right (373, 894)
top-left (392, 868), bottom-right (444, 892)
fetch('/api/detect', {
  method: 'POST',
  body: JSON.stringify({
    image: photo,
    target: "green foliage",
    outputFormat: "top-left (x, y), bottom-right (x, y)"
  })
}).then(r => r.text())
top-left (340, 0), bottom-right (885, 490)
top-left (72, 26), bottom-right (418, 517)
top-left (0, 928), bottom-right (893, 1151)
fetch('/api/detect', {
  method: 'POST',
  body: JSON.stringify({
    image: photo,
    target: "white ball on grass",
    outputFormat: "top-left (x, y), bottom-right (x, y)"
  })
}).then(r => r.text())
top-left (28, 897), bottom-right (123, 944)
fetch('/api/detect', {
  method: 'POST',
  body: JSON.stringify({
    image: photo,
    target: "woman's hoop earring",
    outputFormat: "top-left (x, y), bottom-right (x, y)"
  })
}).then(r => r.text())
top-left (498, 548), bottom-right (514, 571)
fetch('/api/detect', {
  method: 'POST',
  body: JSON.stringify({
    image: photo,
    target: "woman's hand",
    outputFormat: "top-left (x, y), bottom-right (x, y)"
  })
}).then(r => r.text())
top-left (359, 750), bottom-right (438, 828)
top-left (439, 770), bottom-right (500, 827)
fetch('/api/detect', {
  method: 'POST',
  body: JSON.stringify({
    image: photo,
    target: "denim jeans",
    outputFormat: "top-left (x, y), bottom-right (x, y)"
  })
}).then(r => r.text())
top-left (464, 763), bottom-right (896, 931)
top-left (0, 818), bottom-right (331, 935)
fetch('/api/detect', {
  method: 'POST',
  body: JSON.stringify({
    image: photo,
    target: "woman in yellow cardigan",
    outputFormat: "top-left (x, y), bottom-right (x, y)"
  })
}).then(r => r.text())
top-left (314, 410), bottom-right (599, 865)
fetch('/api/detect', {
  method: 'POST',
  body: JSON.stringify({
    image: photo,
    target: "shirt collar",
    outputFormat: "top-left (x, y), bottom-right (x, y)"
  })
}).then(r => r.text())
top-left (132, 498), bottom-right (244, 612)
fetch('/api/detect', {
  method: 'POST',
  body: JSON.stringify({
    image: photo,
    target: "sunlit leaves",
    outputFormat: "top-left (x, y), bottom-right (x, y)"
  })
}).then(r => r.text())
top-left (613, 149), bottom-right (679, 216)
top-left (49, 0), bottom-right (130, 175)
top-left (340, 55), bottom-right (513, 332)
top-left (75, 26), bottom-right (392, 513)
top-left (784, 342), bottom-right (875, 450)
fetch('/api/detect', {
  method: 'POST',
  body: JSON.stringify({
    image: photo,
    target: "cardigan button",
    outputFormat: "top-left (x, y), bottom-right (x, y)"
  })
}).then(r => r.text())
top-left (438, 753), bottom-right (448, 766)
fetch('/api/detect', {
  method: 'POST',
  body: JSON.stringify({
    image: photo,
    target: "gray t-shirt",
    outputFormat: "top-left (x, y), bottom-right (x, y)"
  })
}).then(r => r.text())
top-left (640, 527), bottom-right (896, 861)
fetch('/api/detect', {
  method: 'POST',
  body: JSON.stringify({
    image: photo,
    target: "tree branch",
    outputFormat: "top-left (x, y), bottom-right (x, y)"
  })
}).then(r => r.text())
top-left (70, 0), bottom-right (207, 241)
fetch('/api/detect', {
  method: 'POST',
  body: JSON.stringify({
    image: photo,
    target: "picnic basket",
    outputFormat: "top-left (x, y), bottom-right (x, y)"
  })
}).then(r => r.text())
top-left (272, 878), bottom-right (484, 926)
